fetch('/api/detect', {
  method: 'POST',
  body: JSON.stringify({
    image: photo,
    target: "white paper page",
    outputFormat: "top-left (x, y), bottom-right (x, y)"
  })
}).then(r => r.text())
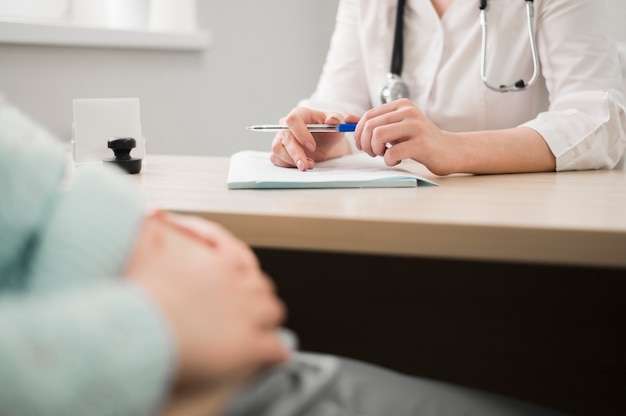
top-left (227, 151), bottom-right (437, 187)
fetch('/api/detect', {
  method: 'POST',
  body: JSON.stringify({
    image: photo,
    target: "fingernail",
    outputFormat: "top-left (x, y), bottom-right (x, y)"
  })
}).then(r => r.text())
top-left (307, 158), bottom-right (315, 169)
top-left (296, 159), bottom-right (306, 171)
top-left (306, 142), bottom-right (316, 152)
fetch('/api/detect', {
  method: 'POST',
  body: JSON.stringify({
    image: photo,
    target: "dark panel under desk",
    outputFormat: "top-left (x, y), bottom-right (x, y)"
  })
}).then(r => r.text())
top-left (254, 248), bottom-right (626, 416)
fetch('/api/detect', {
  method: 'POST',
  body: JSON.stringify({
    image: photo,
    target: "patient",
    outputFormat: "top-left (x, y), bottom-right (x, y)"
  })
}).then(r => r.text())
top-left (0, 96), bottom-right (567, 416)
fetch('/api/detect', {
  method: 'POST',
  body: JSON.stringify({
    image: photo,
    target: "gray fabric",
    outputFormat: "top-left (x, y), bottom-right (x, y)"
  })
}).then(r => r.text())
top-left (224, 352), bottom-right (568, 416)
top-left (224, 353), bottom-right (339, 416)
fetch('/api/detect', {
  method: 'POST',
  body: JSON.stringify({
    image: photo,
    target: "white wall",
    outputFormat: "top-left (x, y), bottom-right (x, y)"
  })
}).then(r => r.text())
top-left (0, 0), bottom-right (624, 157)
top-left (0, 0), bottom-right (339, 156)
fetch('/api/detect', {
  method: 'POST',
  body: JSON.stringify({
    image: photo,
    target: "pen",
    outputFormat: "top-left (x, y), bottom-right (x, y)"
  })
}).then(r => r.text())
top-left (247, 123), bottom-right (357, 133)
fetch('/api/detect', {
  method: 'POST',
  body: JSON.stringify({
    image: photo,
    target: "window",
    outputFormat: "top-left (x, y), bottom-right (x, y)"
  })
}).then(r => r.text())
top-left (0, 0), bottom-right (208, 51)
top-left (0, 0), bottom-right (69, 22)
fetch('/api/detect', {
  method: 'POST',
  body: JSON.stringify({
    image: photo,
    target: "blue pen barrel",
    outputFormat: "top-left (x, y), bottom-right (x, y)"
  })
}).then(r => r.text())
top-left (338, 123), bottom-right (357, 132)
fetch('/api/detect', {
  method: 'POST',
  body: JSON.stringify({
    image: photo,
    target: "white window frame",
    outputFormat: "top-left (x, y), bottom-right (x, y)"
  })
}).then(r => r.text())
top-left (0, 0), bottom-right (210, 51)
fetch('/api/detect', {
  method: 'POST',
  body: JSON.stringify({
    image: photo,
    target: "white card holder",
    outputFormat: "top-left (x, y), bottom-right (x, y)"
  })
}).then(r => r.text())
top-left (72, 97), bottom-right (145, 167)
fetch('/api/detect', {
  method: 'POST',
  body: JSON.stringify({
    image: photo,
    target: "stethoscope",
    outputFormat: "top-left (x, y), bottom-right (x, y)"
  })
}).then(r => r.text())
top-left (380, 0), bottom-right (541, 104)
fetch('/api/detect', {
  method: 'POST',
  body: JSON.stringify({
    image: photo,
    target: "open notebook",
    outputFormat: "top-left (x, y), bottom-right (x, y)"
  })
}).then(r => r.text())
top-left (227, 151), bottom-right (437, 189)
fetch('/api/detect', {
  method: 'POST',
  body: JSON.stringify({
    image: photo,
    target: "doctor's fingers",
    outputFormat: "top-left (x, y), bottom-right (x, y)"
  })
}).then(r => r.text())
top-left (270, 133), bottom-right (314, 171)
top-left (358, 106), bottom-right (428, 155)
top-left (270, 135), bottom-right (296, 168)
top-left (382, 140), bottom-right (417, 167)
top-left (356, 113), bottom-right (406, 157)
top-left (324, 112), bottom-right (345, 124)
top-left (368, 123), bottom-right (420, 157)
top-left (364, 98), bottom-right (419, 120)
top-left (355, 99), bottom-right (422, 141)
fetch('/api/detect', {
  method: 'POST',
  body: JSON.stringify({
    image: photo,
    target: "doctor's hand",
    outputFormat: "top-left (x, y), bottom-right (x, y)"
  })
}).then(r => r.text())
top-left (354, 98), bottom-right (457, 176)
top-left (270, 107), bottom-right (357, 171)
top-left (124, 211), bottom-right (289, 388)
top-left (355, 98), bottom-right (556, 175)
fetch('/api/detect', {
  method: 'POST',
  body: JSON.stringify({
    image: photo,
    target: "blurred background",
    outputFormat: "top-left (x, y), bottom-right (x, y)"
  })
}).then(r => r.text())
top-left (0, 0), bottom-right (624, 157)
top-left (0, 0), bottom-right (338, 156)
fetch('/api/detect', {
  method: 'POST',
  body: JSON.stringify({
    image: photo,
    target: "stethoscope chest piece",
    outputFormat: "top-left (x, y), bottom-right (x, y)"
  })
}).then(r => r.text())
top-left (380, 73), bottom-right (410, 104)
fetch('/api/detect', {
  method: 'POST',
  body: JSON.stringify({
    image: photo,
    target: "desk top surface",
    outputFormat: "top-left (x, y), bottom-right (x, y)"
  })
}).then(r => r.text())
top-left (137, 154), bottom-right (626, 268)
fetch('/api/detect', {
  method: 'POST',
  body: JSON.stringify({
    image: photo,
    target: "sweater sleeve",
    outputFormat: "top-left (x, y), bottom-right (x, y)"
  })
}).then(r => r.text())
top-left (0, 283), bottom-right (174, 416)
top-left (0, 96), bottom-right (68, 288)
top-left (0, 97), bottom-right (176, 415)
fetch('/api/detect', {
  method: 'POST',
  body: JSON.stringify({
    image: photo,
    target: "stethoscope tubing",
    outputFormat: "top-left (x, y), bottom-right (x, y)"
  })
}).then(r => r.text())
top-left (480, 0), bottom-right (540, 92)
top-left (381, 0), bottom-right (541, 102)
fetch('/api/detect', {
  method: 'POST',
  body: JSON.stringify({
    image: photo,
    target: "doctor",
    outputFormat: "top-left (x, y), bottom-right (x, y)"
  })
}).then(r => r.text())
top-left (270, 0), bottom-right (626, 175)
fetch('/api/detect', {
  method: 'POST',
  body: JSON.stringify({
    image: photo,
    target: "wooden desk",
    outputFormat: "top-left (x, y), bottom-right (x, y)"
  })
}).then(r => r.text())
top-left (139, 155), bottom-right (626, 415)
top-left (138, 155), bottom-right (626, 268)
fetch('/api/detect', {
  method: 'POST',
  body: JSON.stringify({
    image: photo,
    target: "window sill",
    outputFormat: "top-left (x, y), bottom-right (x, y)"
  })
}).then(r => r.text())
top-left (0, 20), bottom-right (211, 51)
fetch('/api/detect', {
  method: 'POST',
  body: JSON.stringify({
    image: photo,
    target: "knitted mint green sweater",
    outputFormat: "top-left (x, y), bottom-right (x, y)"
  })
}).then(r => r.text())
top-left (0, 97), bottom-right (174, 416)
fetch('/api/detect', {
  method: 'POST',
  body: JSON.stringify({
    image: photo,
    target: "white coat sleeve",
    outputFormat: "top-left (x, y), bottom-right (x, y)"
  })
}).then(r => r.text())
top-left (298, 0), bottom-right (373, 116)
top-left (522, 0), bottom-right (626, 170)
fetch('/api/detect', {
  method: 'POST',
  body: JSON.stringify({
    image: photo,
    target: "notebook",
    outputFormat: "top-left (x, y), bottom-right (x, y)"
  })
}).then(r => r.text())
top-left (227, 150), bottom-right (437, 189)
